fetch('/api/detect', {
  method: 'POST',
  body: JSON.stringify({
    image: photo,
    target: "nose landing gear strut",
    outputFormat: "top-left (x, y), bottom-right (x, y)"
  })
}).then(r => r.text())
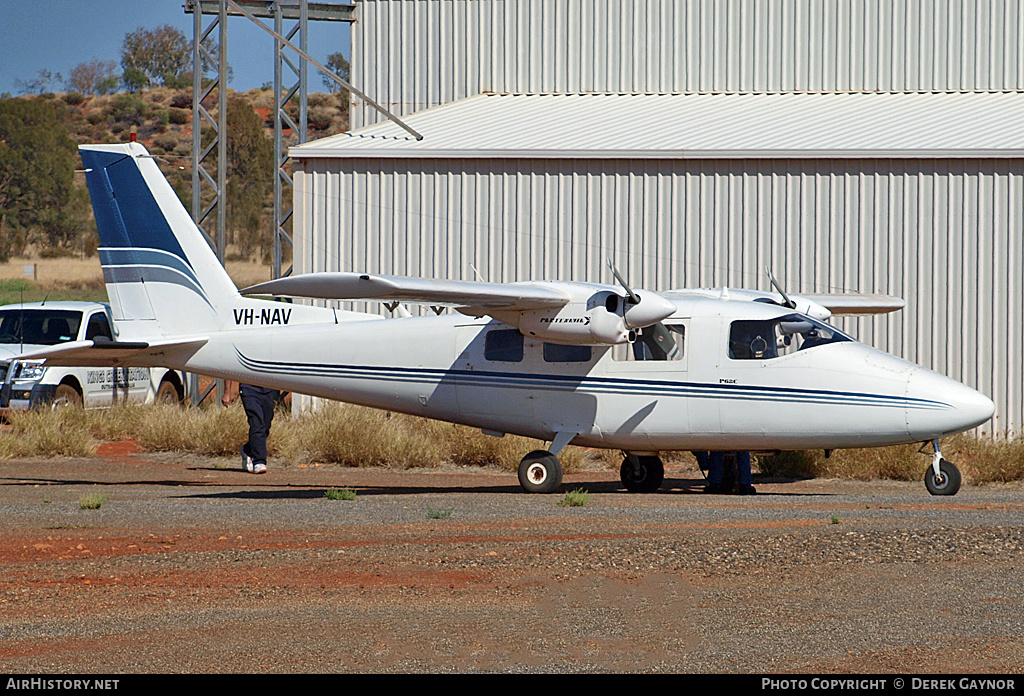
top-left (923, 439), bottom-right (961, 496)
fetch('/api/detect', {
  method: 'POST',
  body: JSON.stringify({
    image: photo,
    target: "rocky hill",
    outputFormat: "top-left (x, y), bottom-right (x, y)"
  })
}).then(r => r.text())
top-left (58, 86), bottom-right (349, 157)
top-left (0, 87), bottom-right (348, 264)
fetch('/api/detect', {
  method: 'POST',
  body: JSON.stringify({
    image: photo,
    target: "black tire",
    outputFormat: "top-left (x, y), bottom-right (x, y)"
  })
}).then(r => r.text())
top-left (924, 458), bottom-right (961, 496)
top-left (51, 383), bottom-right (83, 409)
top-left (155, 379), bottom-right (182, 405)
top-left (518, 450), bottom-right (563, 493)
top-left (620, 455), bottom-right (665, 493)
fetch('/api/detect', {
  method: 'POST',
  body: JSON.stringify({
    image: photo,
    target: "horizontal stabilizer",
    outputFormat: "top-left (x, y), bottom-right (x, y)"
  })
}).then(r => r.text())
top-left (15, 337), bottom-right (208, 367)
top-left (243, 273), bottom-right (572, 312)
top-left (802, 294), bottom-right (905, 314)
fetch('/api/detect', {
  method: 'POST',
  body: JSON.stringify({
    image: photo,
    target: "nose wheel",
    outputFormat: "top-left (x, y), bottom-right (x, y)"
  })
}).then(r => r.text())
top-left (924, 440), bottom-right (961, 496)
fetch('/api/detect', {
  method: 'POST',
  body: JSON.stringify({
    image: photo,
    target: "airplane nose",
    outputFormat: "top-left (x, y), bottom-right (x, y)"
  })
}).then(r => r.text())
top-left (905, 367), bottom-right (995, 439)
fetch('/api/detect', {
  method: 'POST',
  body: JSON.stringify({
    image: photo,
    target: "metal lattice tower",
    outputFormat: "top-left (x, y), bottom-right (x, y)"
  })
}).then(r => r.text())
top-left (272, 1), bottom-right (309, 280)
top-left (182, 1), bottom-right (419, 406)
top-left (188, 0), bottom-right (228, 262)
top-left (183, 0), bottom-right (354, 405)
top-left (184, 0), bottom-right (355, 279)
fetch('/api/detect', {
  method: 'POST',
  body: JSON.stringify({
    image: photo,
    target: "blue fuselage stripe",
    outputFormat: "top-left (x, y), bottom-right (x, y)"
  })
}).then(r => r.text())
top-left (234, 349), bottom-right (951, 411)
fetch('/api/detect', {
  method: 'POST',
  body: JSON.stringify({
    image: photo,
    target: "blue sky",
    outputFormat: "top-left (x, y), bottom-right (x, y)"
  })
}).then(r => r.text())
top-left (0, 1), bottom-right (351, 95)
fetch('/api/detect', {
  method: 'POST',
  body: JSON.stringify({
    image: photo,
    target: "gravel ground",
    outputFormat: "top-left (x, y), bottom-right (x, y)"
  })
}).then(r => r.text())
top-left (1, 451), bottom-right (1022, 674)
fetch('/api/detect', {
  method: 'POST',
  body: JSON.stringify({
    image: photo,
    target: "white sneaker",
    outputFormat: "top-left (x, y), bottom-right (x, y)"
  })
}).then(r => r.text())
top-left (240, 446), bottom-right (254, 473)
top-left (253, 462), bottom-right (267, 475)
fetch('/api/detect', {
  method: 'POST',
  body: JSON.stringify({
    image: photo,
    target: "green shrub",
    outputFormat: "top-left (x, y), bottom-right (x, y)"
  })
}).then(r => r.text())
top-left (168, 107), bottom-right (190, 124)
top-left (79, 493), bottom-right (108, 510)
top-left (558, 488), bottom-right (590, 507)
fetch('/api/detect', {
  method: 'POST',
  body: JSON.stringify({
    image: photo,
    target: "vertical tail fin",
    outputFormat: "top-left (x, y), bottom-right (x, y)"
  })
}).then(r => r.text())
top-left (80, 143), bottom-right (240, 340)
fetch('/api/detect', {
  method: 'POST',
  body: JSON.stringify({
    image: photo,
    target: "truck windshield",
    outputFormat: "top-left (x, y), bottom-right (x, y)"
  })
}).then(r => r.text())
top-left (0, 310), bottom-right (82, 346)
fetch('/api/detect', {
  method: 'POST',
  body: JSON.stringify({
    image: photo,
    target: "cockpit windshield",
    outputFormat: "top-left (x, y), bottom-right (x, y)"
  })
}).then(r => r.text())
top-left (728, 313), bottom-right (852, 360)
top-left (0, 310), bottom-right (82, 346)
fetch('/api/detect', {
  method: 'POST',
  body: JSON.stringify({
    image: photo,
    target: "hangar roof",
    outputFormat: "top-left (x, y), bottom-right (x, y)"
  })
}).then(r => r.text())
top-left (291, 91), bottom-right (1024, 160)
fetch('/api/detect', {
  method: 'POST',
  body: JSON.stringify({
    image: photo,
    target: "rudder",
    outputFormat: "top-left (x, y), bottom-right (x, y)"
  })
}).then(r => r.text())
top-left (80, 143), bottom-right (240, 339)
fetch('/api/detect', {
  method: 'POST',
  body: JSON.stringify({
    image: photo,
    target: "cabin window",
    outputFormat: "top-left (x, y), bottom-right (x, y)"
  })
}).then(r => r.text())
top-left (484, 329), bottom-right (524, 362)
top-left (543, 343), bottom-right (593, 363)
top-left (612, 323), bottom-right (685, 361)
top-left (729, 315), bottom-right (852, 360)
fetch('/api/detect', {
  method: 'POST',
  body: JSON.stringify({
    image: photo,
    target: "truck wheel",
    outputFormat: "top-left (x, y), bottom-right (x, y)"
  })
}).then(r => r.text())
top-left (156, 380), bottom-right (182, 405)
top-left (52, 384), bottom-right (83, 409)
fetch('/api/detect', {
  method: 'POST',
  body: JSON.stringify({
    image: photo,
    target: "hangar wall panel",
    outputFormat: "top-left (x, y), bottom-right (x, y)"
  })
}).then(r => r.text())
top-left (352, 0), bottom-right (1024, 127)
top-left (295, 157), bottom-right (1024, 435)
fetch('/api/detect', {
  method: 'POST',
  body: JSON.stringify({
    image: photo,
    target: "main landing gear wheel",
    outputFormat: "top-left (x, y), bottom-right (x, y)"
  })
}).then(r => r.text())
top-left (925, 458), bottom-right (961, 496)
top-left (620, 455), bottom-right (665, 493)
top-left (518, 450), bottom-right (563, 494)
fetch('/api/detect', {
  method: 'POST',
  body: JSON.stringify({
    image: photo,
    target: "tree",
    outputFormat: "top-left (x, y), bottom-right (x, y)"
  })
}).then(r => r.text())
top-left (322, 52), bottom-right (350, 94)
top-left (15, 69), bottom-right (62, 95)
top-left (0, 98), bottom-right (87, 256)
top-left (225, 97), bottom-right (273, 258)
top-left (67, 59), bottom-right (119, 95)
top-left (122, 66), bottom-right (150, 93)
top-left (120, 25), bottom-right (191, 88)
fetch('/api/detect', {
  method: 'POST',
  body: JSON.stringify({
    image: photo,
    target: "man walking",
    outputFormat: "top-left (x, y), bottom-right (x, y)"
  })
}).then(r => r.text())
top-left (229, 382), bottom-right (280, 475)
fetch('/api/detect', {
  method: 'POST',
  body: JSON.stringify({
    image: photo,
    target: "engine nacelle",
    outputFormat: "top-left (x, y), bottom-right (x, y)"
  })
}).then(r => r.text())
top-left (492, 288), bottom-right (676, 345)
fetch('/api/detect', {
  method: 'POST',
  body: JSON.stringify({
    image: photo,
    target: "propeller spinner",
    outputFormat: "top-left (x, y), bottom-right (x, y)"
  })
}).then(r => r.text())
top-left (606, 259), bottom-right (676, 330)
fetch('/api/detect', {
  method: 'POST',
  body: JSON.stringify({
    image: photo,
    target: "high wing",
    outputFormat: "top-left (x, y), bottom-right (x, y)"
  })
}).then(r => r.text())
top-left (14, 337), bottom-right (209, 367)
top-left (243, 272), bottom-right (677, 346)
top-left (665, 288), bottom-right (904, 320)
top-left (243, 273), bottom-right (572, 311)
top-left (800, 293), bottom-right (905, 315)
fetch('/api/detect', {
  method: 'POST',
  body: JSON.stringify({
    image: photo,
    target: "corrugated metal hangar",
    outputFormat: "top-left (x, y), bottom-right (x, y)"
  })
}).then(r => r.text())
top-left (291, 0), bottom-right (1024, 435)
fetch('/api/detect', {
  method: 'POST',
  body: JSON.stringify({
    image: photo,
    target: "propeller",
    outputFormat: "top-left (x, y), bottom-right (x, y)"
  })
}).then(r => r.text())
top-left (606, 258), bottom-right (676, 332)
top-left (765, 266), bottom-right (797, 310)
top-left (607, 258), bottom-right (642, 306)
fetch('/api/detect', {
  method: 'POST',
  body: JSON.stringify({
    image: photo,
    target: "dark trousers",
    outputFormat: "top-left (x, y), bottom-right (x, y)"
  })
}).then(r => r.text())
top-left (240, 384), bottom-right (278, 464)
top-left (701, 451), bottom-right (752, 489)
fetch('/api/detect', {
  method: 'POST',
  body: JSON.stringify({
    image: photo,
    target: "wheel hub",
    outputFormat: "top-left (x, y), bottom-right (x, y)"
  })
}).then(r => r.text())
top-left (527, 463), bottom-right (548, 484)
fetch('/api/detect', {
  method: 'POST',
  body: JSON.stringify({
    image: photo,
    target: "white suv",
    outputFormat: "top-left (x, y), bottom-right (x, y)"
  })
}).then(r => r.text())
top-left (0, 301), bottom-right (187, 410)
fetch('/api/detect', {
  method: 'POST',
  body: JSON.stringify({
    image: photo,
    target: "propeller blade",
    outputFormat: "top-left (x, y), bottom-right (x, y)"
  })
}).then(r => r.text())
top-left (765, 266), bottom-right (797, 310)
top-left (607, 259), bottom-right (641, 305)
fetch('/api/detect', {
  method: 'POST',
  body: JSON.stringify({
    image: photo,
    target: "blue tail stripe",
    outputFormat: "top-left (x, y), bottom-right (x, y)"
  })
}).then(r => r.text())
top-left (101, 265), bottom-right (213, 307)
top-left (80, 148), bottom-right (192, 269)
top-left (99, 248), bottom-right (200, 288)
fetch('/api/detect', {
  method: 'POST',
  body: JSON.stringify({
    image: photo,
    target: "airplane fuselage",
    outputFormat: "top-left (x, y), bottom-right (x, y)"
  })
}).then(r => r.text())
top-left (157, 296), bottom-right (992, 454)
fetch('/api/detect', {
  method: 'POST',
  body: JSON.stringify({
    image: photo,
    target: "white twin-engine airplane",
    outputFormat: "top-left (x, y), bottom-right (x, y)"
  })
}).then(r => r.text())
top-left (23, 143), bottom-right (995, 496)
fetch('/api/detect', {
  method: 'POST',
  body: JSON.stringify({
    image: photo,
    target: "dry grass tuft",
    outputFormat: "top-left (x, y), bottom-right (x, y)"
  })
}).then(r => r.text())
top-left (757, 445), bottom-right (925, 482)
top-left (271, 403), bottom-right (450, 468)
top-left (135, 403), bottom-right (249, 456)
top-left (0, 407), bottom-right (96, 458)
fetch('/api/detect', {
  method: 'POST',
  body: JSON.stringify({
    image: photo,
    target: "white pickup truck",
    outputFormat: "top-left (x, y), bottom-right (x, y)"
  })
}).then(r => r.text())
top-left (0, 301), bottom-right (187, 410)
